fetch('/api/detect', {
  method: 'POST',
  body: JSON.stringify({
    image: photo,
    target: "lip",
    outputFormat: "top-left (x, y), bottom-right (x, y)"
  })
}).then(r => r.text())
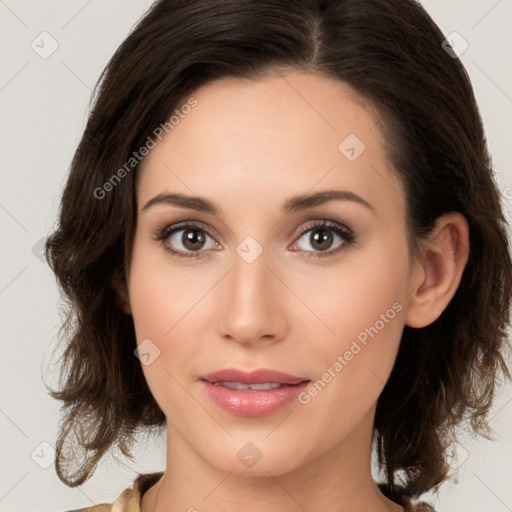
top-left (200, 368), bottom-right (307, 385)
top-left (200, 368), bottom-right (310, 417)
top-left (200, 380), bottom-right (310, 417)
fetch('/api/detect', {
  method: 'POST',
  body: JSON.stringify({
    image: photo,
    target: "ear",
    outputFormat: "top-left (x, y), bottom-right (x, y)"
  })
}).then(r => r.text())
top-left (111, 269), bottom-right (132, 315)
top-left (405, 212), bottom-right (470, 328)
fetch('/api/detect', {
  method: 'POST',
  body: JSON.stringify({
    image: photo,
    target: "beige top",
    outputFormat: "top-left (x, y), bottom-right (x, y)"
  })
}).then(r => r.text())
top-left (65, 473), bottom-right (163, 512)
top-left (65, 471), bottom-right (436, 511)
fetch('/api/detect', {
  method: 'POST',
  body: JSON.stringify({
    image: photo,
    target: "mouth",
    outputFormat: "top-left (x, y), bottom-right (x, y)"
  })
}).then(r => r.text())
top-left (205, 380), bottom-right (309, 391)
top-left (200, 367), bottom-right (309, 386)
top-left (200, 378), bottom-right (311, 417)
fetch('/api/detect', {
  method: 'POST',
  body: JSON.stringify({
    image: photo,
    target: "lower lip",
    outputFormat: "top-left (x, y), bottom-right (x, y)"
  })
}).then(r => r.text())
top-left (201, 380), bottom-right (310, 417)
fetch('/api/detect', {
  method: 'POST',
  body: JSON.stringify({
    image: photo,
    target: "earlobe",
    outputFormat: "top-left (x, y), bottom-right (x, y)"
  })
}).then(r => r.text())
top-left (405, 212), bottom-right (470, 328)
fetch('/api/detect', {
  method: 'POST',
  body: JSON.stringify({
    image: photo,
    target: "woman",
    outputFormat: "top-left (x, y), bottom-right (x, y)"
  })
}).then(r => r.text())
top-left (45, 0), bottom-right (512, 511)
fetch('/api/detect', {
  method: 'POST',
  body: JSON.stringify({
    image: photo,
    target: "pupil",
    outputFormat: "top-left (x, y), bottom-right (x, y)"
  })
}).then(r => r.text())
top-left (184, 229), bottom-right (205, 250)
top-left (312, 229), bottom-right (332, 250)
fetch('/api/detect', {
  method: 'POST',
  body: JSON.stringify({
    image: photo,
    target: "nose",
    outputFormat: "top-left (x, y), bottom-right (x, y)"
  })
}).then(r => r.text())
top-left (216, 244), bottom-right (287, 346)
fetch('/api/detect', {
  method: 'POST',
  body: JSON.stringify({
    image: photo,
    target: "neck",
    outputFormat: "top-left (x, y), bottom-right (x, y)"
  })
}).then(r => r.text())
top-left (142, 406), bottom-right (403, 512)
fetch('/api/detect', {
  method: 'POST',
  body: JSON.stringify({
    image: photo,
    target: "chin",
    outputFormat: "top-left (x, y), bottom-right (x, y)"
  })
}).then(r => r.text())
top-left (201, 435), bottom-right (310, 477)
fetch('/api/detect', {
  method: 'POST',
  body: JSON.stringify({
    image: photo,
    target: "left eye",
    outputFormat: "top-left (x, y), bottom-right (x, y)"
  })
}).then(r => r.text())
top-left (291, 222), bottom-right (354, 257)
top-left (299, 226), bottom-right (348, 252)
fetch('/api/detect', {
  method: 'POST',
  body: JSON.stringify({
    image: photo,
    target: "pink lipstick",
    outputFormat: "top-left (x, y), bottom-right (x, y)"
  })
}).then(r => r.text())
top-left (200, 368), bottom-right (310, 417)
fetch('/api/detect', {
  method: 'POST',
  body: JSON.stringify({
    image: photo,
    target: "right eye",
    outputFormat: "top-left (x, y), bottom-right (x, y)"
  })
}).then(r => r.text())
top-left (154, 220), bottom-right (220, 259)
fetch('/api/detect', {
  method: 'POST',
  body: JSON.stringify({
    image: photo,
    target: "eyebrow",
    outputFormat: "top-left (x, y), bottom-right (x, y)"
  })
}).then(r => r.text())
top-left (141, 189), bottom-right (376, 216)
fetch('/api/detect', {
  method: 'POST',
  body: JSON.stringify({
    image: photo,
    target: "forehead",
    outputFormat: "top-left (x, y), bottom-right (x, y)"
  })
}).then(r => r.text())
top-left (136, 70), bottom-right (404, 222)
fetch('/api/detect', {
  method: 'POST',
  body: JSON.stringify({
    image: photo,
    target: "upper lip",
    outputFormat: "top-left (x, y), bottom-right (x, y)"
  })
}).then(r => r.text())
top-left (201, 368), bottom-right (309, 385)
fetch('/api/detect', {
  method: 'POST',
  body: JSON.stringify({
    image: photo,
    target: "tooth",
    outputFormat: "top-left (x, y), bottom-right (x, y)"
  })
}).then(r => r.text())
top-left (214, 381), bottom-right (283, 391)
top-left (249, 383), bottom-right (282, 390)
top-left (218, 381), bottom-right (251, 390)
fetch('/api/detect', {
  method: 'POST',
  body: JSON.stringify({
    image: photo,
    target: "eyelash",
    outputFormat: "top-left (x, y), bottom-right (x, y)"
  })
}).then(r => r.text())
top-left (153, 219), bottom-right (356, 260)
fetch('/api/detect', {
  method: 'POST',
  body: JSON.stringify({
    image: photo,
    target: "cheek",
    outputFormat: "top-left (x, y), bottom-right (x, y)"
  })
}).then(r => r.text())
top-left (128, 266), bottom-right (203, 418)
top-left (301, 234), bottom-right (409, 346)
top-left (127, 240), bottom-right (204, 404)
top-left (294, 236), bottom-right (409, 426)
top-left (127, 234), bottom-right (217, 341)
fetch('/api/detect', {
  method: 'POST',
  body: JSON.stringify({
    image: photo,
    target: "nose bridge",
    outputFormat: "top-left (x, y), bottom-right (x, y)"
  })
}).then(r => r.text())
top-left (232, 240), bottom-right (269, 299)
top-left (218, 235), bottom-right (284, 343)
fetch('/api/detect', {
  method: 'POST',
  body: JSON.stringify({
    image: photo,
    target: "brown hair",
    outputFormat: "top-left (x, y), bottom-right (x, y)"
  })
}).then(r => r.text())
top-left (45, 0), bottom-right (512, 500)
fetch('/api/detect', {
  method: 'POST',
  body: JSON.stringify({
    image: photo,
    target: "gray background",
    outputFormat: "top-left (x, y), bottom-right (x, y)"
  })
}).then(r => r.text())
top-left (1, 1), bottom-right (511, 511)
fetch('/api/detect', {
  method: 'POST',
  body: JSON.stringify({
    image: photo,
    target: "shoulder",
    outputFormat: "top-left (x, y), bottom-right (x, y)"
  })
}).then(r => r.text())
top-left (64, 487), bottom-right (138, 511)
top-left (61, 487), bottom-right (135, 511)
top-left (61, 472), bottom-right (164, 512)
top-left (62, 505), bottom-right (112, 512)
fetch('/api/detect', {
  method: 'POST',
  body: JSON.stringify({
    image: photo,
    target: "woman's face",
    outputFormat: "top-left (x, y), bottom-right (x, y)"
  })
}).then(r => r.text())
top-left (126, 70), bottom-right (417, 475)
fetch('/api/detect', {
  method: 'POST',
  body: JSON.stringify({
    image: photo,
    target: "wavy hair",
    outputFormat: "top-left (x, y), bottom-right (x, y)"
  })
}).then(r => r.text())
top-left (45, 0), bottom-right (512, 500)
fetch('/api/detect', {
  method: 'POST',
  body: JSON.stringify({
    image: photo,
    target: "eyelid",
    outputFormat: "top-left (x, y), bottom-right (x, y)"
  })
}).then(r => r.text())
top-left (293, 219), bottom-right (354, 240)
top-left (155, 219), bottom-right (220, 241)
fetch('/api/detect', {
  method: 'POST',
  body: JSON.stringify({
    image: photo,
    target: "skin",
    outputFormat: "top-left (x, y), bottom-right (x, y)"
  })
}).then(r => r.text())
top-left (115, 69), bottom-right (469, 512)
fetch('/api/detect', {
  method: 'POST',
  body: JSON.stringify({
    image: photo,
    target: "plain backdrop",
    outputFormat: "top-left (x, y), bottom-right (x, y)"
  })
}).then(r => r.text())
top-left (1, 1), bottom-right (511, 511)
